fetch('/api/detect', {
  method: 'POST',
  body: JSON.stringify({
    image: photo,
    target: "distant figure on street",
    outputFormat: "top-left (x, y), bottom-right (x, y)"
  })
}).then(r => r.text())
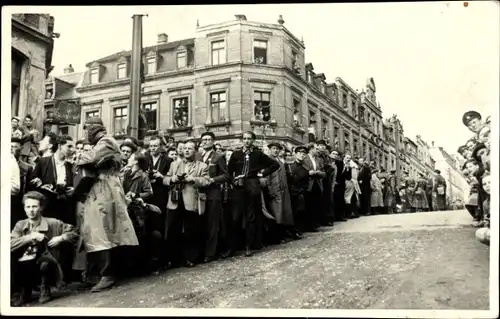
top-left (432, 170), bottom-right (447, 211)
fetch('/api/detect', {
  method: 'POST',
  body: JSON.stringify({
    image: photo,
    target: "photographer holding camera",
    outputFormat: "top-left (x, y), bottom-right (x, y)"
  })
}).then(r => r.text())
top-left (162, 140), bottom-right (211, 268)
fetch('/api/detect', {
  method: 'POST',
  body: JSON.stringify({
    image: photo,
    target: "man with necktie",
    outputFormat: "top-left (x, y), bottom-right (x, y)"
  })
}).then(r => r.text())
top-left (197, 132), bottom-right (229, 263)
top-left (228, 131), bottom-right (279, 257)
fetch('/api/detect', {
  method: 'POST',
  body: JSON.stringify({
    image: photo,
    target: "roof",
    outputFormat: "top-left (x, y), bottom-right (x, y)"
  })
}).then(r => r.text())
top-left (86, 38), bottom-right (195, 67)
top-left (56, 72), bottom-right (83, 86)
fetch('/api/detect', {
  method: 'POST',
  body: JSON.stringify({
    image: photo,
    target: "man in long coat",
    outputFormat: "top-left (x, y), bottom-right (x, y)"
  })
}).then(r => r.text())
top-left (357, 158), bottom-right (372, 216)
top-left (74, 117), bottom-right (139, 293)
top-left (433, 170), bottom-right (447, 211)
top-left (266, 142), bottom-right (295, 240)
top-left (384, 169), bottom-right (399, 214)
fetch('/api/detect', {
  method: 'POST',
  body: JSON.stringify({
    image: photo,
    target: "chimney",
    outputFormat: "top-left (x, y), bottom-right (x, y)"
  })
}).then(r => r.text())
top-left (63, 64), bottom-right (74, 74)
top-left (235, 14), bottom-right (247, 21)
top-left (157, 33), bottom-right (168, 44)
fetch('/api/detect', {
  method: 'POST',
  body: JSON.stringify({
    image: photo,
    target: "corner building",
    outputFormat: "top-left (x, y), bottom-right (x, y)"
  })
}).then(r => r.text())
top-left (72, 15), bottom-right (389, 163)
top-left (11, 13), bottom-right (56, 129)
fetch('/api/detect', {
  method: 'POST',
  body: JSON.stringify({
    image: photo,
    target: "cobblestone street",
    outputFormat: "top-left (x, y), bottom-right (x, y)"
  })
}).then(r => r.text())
top-left (41, 210), bottom-right (489, 309)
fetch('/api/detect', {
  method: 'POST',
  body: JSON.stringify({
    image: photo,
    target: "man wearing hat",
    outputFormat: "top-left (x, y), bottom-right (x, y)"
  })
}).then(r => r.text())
top-left (287, 145), bottom-right (310, 236)
top-left (265, 142), bottom-right (296, 241)
top-left (462, 111), bottom-right (485, 134)
top-left (197, 131), bottom-right (229, 263)
top-left (302, 142), bottom-right (326, 230)
top-left (432, 169), bottom-right (447, 211)
top-left (11, 116), bottom-right (24, 139)
top-left (357, 157), bottom-right (373, 216)
top-left (74, 117), bottom-right (139, 292)
top-left (227, 131), bottom-right (279, 257)
top-left (316, 139), bottom-right (335, 226)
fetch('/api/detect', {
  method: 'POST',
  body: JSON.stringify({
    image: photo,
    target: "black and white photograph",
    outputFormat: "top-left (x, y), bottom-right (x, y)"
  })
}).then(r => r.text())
top-left (1, 3), bottom-right (498, 318)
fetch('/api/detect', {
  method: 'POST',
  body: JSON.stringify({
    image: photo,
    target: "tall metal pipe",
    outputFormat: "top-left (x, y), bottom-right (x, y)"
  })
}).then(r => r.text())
top-left (128, 14), bottom-right (145, 139)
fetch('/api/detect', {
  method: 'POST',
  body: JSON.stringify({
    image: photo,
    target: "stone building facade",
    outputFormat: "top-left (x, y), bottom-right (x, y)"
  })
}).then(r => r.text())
top-left (11, 13), bottom-right (56, 130)
top-left (50, 15), bottom-right (435, 177)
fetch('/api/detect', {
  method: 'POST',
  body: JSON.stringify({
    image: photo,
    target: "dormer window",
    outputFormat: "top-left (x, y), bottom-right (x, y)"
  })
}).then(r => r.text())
top-left (90, 68), bottom-right (99, 84)
top-left (176, 50), bottom-right (187, 69)
top-left (117, 63), bottom-right (127, 79)
top-left (321, 82), bottom-right (326, 94)
top-left (146, 56), bottom-right (156, 74)
top-left (306, 71), bottom-right (313, 83)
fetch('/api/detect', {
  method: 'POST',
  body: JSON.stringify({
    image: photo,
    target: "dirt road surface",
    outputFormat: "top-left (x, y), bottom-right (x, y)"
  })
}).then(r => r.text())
top-left (40, 210), bottom-right (490, 309)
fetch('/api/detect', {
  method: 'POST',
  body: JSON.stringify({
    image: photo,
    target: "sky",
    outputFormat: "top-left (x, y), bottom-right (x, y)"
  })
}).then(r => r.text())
top-left (22, 2), bottom-right (499, 154)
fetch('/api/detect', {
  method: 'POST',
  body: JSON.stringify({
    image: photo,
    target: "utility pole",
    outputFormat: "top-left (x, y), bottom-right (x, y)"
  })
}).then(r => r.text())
top-left (128, 14), bottom-right (147, 139)
top-left (394, 115), bottom-right (401, 188)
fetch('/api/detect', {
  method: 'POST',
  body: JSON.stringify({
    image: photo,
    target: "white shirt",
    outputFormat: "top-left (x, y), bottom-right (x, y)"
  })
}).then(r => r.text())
top-left (11, 154), bottom-right (20, 195)
top-left (309, 154), bottom-right (317, 171)
top-left (54, 156), bottom-right (67, 185)
top-left (151, 154), bottom-right (161, 168)
top-left (203, 150), bottom-right (213, 163)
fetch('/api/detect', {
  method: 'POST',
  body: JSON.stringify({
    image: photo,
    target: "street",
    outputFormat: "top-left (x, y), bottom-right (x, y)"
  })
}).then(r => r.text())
top-left (43, 209), bottom-right (489, 309)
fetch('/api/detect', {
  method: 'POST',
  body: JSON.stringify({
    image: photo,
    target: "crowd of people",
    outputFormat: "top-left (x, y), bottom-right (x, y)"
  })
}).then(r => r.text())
top-left (8, 113), bottom-right (473, 306)
top-left (457, 111), bottom-right (491, 246)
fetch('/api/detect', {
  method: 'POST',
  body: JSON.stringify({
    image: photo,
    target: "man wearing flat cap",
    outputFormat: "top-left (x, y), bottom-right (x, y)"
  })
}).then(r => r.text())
top-left (265, 142), bottom-right (296, 241)
top-left (462, 111), bottom-right (484, 133)
top-left (287, 145), bottom-right (309, 236)
top-left (74, 117), bottom-right (139, 292)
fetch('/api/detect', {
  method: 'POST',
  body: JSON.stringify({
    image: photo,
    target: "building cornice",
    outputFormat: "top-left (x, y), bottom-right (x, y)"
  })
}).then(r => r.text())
top-left (12, 19), bottom-right (53, 45)
top-left (76, 68), bottom-right (195, 93)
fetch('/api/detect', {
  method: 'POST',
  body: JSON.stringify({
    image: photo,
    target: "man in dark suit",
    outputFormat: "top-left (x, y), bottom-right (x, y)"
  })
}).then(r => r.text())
top-left (11, 137), bottom-right (34, 228)
top-left (30, 135), bottom-right (76, 225)
top-left (316, 140), bottom-right (335, 226)
top-left (197, 132), bottom-right (229, 262)
top-left (145, 136), bottom-right (173, 269)
top-left (29, 135), bottom-right (76, 284)
top-left (228, 131), bottom-right (279, 257)
top-left (331, 150), bottom-right (347, 222)
top-left (357, 157), bottom-right (372, 216)
top-left (302, 142), bottom-right (326, 231)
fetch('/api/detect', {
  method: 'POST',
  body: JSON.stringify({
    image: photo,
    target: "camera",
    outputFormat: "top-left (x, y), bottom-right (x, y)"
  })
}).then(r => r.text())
top-left (177, 173), bottom-right (187, 182)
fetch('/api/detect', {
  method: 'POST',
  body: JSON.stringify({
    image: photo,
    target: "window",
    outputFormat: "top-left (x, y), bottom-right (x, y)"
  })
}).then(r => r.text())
top-left (46, 89), bottom-right (53, 100)
top-left (85, 110), bottom-right (100, 121)
top-left (59, 126), bottom-right (69, 135)
top-left (210, 92), bottom-right (227, 122)
top-left (113, 107), bottom-right (128, 135)
top-left (253, 91), bottom-right (271, 122)
top-left (176, 51), bottom-right (187, 68)
top-left (173, 97), bottom-right (189, 128)
top-left (12, 51), bottom-right (23, 116)
top-left (292, 50), bottom-right (298, 67)
top-left (322, 118), bottom-right (328, 138)
top-left (90, 68), bottom-right (99, 84)
top-left (308, 111), bottom-right (316, 135)
top-left (342, 93), bottom-right (348, 110)
top-left (293, 98), bottom-right (301, 126)
top-left (211, 40), bottom-right (226, 65)
top-left (306, 71), bottom-right (313, 83)
top-left (253, 40), bottom-right (267, 64)
top-left (352, 101), bottom-right (357, 118)
top-left (117, 63), bottom-right (127, 79)
top-left (146, 57), bottom-right (156, 74)
top-left (142, 102), bottom-right (157, 131)
top-left (321, 82), bottom-right (326, 94)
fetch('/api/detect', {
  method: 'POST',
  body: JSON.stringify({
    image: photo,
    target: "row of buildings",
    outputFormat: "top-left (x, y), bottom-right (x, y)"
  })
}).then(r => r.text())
top-left (11, 13), bottom-right (469, 204)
